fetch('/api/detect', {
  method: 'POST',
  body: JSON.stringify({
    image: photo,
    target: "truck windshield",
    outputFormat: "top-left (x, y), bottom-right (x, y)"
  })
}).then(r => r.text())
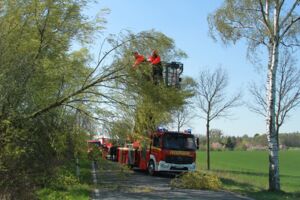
top-left (163, 134), bottom-right (196, 150)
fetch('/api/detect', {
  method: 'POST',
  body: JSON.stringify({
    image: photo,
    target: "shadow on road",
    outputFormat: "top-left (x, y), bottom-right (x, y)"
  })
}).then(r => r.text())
top-left (91, 160), bottom-right (253, 200)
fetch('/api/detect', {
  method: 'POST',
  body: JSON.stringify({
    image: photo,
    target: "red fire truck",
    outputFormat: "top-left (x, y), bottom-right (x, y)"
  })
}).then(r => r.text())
top-left (113, 128), bottom-right (198, 175)
top-left (98, 62), bottom-right (198, 174)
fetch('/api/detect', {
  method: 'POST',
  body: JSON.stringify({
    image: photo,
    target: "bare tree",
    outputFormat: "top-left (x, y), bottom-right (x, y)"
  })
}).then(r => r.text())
top-left (172, 104), bottom-right (195, 132)
top-left (170, 76), bottom-right (197, 132)
top-left (208, 0), bottom-right (300, 190)
top-left (195, 68), bottom-right (240, 170)
top-left (249, 52), bottom-right (300, 147)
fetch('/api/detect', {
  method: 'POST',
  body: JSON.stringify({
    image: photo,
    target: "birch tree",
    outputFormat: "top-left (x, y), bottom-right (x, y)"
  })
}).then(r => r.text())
top-left (196, 68), bottom-right (240, 170)
top-left (208, 0), bottom-right (300, 191)
top-left (249, 51), bottom-right (300, 147)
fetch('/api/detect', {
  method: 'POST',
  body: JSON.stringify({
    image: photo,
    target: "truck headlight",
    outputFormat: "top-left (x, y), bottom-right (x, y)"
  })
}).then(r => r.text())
top-left (161, 163), bottom-right (169, 168)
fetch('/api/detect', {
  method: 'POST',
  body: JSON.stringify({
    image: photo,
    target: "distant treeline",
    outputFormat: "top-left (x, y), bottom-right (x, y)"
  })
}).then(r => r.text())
top-left (196, 130), bottom-right (300, 151)
top-left (279, 132), bottom-right (300, 148)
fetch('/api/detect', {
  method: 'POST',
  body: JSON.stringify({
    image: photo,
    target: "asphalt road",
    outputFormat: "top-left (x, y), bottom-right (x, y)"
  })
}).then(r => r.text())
top-left (91, 161), bottom-right (254, 200)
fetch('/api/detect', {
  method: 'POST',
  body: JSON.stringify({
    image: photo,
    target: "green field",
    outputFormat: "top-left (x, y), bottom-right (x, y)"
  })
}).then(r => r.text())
top-left (196, 150), bottom-right (300, 199)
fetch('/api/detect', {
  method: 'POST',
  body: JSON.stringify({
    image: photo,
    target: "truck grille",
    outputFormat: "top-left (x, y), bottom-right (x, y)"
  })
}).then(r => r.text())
top-left (165, 156), bottom-right (193, 164)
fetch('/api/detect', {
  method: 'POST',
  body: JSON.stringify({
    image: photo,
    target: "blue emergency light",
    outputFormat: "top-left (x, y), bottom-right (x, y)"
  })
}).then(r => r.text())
top-left (157, 126), bottom-right (168, 132)
top-left (184, 129), bottom-right (192, 134)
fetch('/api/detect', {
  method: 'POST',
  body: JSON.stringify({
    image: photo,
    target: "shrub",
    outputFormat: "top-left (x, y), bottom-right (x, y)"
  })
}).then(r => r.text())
top-left (170, 171), bottom-right (222, 190)
top-left (88, 145), bottom-right (103, 161)
top-left (36, 189), bottom-right (72, 200)
top-left (49, 168), bottom-right (79, 190)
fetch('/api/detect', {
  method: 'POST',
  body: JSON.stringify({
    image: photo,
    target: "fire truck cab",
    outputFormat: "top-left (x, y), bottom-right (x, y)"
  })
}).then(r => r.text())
top-left (115, 129), bottom-right (198, 175)
top-left (147, 129), bottom-right (197, 175)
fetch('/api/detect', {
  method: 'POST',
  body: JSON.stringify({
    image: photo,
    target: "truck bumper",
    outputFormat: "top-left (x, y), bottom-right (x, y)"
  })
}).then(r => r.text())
top-left (157, 161), bottom-right (196, 172)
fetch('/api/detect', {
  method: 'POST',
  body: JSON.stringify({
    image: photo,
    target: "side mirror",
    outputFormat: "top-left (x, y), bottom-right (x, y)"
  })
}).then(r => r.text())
top-left (196, 138), bottom-right (200, 150)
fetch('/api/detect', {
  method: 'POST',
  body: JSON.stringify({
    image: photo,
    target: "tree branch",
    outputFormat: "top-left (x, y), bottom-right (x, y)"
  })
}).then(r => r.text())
top-left (258, 0), bottom-right (273, 37)
top-left (280, 16), bottom-right (300, 39)
top-left (279, 0), bottom-right (299, 29)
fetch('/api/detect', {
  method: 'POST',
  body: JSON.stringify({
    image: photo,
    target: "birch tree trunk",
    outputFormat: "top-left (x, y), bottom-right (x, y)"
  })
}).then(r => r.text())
top-left (266, 2), bottom-right (281, 190)
top-left (266, 40), bottom-right (280, 191)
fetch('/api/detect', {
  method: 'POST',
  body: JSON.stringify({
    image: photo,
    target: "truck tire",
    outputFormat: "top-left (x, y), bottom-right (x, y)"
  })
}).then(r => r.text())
top-left (148, 160), bottom-right (156, 176)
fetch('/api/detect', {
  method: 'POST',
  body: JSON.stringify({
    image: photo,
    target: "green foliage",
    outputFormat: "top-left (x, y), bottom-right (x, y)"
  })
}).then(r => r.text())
top-left (36, 158), bottom-right (91, 200)
top-left (225, 137), bottom-right (237, 150)
top-left (208, 0), bottom-right (300, 51)
top-left (109, 119), bottom-right (135, 142)
top-left (280, 132), bottom-right (300, 147)
top-left (0, 1), bottom-right (195, 199)
top-left (105, 30), bottom-right (194, 140)
top-left (49, 168), bottom-right (80, 190)
top-left (0, 0), bottom-right (103, 199)
top-left (133, 84), bottom-right (188, 134)
top-left (88, 145), bottom-right (102, 161)
top-left (171, 171), bottom-right (222, 190)
top-left (110, 30), bottom-right (188, 62)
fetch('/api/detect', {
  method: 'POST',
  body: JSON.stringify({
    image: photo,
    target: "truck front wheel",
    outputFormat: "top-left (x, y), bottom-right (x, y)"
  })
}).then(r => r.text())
top-left (148, 160), bottom-right (156, 176)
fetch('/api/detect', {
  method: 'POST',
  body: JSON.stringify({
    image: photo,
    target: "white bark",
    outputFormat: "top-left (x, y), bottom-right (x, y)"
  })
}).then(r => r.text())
top-left (209, 0), bottom-right (300, 190)
top-left (266, 2), bottom-right (281, 191)
top-left (266, 42), bottom-right (280, 191)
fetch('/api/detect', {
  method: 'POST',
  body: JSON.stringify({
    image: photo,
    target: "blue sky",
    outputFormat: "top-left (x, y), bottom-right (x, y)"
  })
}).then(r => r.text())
top-left (85, 0), bottom-right (300, 136)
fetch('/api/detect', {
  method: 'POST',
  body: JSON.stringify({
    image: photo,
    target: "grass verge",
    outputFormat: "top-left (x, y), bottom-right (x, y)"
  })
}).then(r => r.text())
top-left (220, 176), bottom-right (300, 200)
top-left (36, 156), bottom-right (92, 200)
